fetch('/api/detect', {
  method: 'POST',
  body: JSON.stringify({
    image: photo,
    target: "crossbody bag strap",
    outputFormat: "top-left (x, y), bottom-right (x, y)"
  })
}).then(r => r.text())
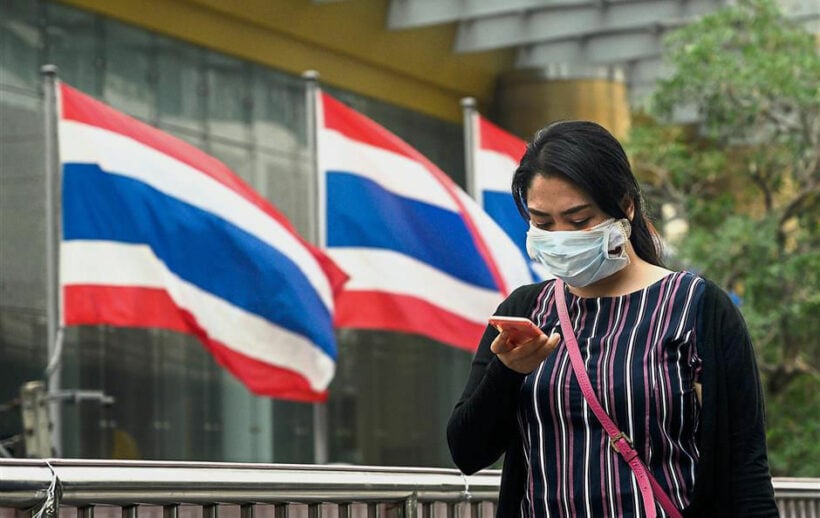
top-left (553, 279), bottom-right (683, 518)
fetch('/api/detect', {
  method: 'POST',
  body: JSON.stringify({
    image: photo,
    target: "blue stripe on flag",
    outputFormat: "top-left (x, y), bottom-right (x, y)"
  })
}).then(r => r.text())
top-left (62, 163), bottom-right (336, 359)
top-left (483, 191), bottom-right (528, 259)
top-left (483, 191), bottom-right (544, 282)
top-left (326, 171), bottom-right (497, 290)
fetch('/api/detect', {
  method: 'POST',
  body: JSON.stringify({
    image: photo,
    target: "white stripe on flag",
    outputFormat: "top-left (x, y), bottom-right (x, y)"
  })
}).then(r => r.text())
top-left (318, 129), bottom-right (458, 212)
top-left (327, 247), bottom-right (503, 324)
top-left (475, 148), bottom-right (519, 192)
top-left (62, 240), bottom-right (335, 390)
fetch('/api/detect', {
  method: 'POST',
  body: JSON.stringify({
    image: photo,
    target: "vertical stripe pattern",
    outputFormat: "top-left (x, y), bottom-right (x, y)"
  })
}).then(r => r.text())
top-left (518, 272), bottom-right (704, 517)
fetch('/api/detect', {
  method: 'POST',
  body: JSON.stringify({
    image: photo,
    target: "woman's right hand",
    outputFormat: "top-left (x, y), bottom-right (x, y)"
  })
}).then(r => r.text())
top-left (490, 331), bottom-right (561, 374)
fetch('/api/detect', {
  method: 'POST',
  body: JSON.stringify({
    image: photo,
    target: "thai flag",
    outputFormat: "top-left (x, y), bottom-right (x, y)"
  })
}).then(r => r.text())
top-left (317, 92), bottom-right (532, 352)
top-left (58, 82), bottom-right (347, 402)
top-left (471, 114), bottom-right (550, 281)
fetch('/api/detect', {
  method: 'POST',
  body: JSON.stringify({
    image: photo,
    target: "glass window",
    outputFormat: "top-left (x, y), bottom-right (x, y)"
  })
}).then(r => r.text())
top-left (271, 399), bottom-right (314, 463)
top-left (59, 326), bottom-right (224, 461)
top-left (0, 312), bottom-right (48, 458)
top-left (0, 0), bottom-right (43, 92)
top-left (45, 2), bottom-right (101, 96)
top-left (328, 331), bottom-right (471, 466)
top-left (0, 0), bottom-right (49, 460)
top-left (0, 100), bottom-right (46, 312)
top-left (155, 36), bottom-right (205, 136)
top-left (251, 66), bottom-right (306, 152)
top-left (206, 53), bottom-right (251, 142)
top-left (102, 19), bottom-right (155, 122)
top-left (220, 372), bottom-right (273, 462)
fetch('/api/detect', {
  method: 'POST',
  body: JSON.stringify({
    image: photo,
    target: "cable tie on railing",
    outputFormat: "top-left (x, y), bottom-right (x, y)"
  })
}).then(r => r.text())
top-left (460, 472), bottom-right (472, 501)
top-left (32, 459), bottom-right (61, 518)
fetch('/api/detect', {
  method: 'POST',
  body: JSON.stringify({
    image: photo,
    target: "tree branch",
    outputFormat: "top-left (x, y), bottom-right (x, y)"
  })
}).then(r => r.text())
top-left (779, 182), bottom-right (820, 228)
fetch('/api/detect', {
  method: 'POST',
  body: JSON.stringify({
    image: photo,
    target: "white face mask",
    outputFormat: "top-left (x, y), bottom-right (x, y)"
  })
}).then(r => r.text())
top-left (526, 218), bottom-right (632, 287)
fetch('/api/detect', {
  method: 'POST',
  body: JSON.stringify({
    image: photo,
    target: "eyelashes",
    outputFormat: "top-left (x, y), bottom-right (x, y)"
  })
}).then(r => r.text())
top-left (535, 219), bottom-right (592, 231)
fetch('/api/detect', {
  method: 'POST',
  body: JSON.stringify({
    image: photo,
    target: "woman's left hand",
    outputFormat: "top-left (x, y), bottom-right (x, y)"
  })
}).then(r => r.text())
top-left (491, 331), bottom-right (561, 374)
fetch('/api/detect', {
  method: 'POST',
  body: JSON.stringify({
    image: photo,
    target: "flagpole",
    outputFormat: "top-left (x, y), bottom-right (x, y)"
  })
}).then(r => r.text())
top-left (302, 69), bottom-right (329, 465)
top-left (42, 64), bottom-right (62, 456)
top-left (461, 97), bottom-right (478, 204)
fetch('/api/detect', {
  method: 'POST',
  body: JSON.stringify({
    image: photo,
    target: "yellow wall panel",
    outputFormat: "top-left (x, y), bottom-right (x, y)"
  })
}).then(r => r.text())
top-left (496, 74), bottom-right (631, 140)
top-left (56, 0), bottom-right (515, 123)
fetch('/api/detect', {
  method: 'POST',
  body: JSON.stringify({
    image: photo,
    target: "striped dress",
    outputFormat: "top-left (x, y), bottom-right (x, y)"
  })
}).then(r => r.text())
top-left (518, 271), bottom-right (705, 517)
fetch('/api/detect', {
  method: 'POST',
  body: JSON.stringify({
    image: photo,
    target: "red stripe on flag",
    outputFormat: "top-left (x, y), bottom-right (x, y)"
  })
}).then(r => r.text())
top-left (334, 290), bottom-right (487, 352)
top-left (63, 284), bottom-right (189, 331)
top-left (321, 92), bottom-right (416, 160)
top-left (63, 285), bottom-right (327, 402)
top-left (478, 115), bottom-right (527, 159)
top-left (201, 334), bottom-right (328, 402)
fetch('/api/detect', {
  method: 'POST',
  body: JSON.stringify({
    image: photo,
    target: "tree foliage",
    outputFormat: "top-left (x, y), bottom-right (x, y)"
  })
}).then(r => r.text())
top-left (626, 0), bottom-right (819, 475)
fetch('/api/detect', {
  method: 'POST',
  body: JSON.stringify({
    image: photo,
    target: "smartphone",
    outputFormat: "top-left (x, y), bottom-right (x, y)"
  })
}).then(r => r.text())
top-left (488, 316), bottom-right (544, 344)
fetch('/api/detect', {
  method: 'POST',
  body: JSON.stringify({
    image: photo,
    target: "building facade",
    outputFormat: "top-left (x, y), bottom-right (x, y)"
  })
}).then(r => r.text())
top-left (0, 0), bottom-right (633, 466)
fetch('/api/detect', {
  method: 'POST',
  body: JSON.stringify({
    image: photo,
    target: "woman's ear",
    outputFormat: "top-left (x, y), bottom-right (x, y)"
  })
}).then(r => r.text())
top-left (621, 197), bottom-right (635, 221)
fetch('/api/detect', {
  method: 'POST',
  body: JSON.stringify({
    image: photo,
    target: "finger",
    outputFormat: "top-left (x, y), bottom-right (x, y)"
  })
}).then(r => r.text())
top-left (504, 332), bottom-right (548, 355)
top-left (509, 333), bottom-right (559, 362)
top-left (546, 332), bottom-right (561, 351)
top-left (490, 331), bottom-right (514, 354)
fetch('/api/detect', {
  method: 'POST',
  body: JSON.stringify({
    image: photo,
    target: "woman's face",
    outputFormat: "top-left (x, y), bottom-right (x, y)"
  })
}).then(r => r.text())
top-left (526, 174), bottom-right (611, 232)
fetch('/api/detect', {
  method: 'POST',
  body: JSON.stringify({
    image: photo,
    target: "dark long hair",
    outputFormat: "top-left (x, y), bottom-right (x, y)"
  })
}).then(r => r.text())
top-left (512, 120), bottom-right (664, 267)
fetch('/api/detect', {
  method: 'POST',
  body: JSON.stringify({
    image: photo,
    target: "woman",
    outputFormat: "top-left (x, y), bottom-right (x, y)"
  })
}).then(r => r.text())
top-left (447, 121), bottom-right (777, 517)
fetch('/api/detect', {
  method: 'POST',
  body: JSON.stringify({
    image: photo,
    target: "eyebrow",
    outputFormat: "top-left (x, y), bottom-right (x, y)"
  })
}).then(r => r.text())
top-left (528, 204), bottom-right (594, 218)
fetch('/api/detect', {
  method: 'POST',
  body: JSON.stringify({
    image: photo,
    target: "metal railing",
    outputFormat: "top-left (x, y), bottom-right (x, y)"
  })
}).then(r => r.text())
top-left (0, 459), bottom-right (817, 517)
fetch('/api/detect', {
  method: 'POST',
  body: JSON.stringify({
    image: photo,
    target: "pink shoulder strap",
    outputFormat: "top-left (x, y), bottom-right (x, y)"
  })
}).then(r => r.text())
top-left (553, 279), bottom-right (683, 518)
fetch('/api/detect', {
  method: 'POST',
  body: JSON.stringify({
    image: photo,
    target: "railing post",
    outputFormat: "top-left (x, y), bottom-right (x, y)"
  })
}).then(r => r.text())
top-left (163, 504), bottom-right (178, 518)
top-left (121, 506), bottom-right (137, 518)
top-left (78, 506), bottom-right (94, 518)
top-left (402, 494), bottom-right (417, 518)
top-left (307, 504), bottom-right (319, 518)
top-left (203, 505), bottom-right (218, 518)
top-left (240, 504), bottom-right (254, 518)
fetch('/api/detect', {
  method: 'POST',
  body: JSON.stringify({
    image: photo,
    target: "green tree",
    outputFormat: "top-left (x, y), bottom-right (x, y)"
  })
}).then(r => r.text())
top-left (626, 0), bottom-right (819, 476)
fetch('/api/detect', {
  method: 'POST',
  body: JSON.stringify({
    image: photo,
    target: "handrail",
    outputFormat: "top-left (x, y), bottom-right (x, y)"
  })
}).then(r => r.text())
top-left (0, 459), bottom-right (498, 509)
top-left (0, 459), bottom-right (818, 517)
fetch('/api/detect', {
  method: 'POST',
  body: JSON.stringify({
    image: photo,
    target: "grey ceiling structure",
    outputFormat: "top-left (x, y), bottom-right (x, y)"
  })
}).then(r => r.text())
top-left (386, 0), bottom-right (820, 108)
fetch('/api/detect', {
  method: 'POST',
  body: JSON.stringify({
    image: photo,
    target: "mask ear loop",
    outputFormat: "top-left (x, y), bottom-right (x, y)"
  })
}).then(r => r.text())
top-left (606, 219), bottom-right (632, 258)
top-left (620, 218), bottom-right (632, 239)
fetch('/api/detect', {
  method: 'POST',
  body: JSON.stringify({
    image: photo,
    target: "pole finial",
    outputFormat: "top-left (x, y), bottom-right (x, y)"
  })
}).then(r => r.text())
top-left (460, 97), bottom-right (477, 109)
top-left (41, 64), bottom-right (59, 76)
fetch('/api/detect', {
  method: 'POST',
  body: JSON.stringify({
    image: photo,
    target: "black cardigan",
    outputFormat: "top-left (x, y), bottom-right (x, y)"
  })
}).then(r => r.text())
top-left (447, 278), bottom-right (778, 517)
